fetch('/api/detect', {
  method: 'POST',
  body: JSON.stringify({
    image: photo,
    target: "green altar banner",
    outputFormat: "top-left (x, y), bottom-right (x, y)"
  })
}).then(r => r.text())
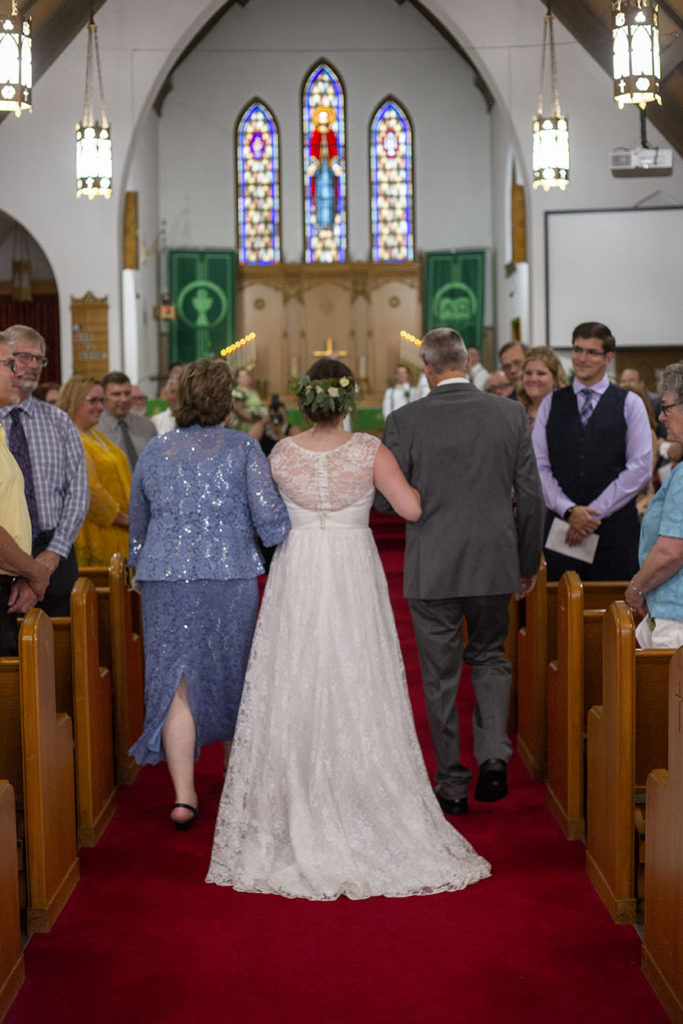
top-left (168, 250), bottom-right (236, 364)
top-left (422, 250), bottom-right (486, 350)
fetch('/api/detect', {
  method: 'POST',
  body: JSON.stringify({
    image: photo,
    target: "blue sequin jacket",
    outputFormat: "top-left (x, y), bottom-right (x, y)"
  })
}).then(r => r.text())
top-left (128, 424), bottom-right (290, 581)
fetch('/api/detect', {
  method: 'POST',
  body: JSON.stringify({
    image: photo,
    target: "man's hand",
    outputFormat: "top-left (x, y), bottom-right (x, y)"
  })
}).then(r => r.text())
top-left (516, 574), bottom-right (538, 600)
top-left (35, 549), bottom-right (60, 576)
top-left (26, 558), bottom-right (51, 602)
top-left (8, 577), bottom-right (41, 615)
top-left (565, 505), bottom-right (601, 545)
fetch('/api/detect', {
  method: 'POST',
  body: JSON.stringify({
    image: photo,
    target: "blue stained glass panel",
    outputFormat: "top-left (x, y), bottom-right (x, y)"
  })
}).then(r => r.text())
top-left (370, 100), bottom-right (414, 262)
top-left (302, 63), bottom-right (346, 263)
top-left (237, 101), bottom-right (280, 265)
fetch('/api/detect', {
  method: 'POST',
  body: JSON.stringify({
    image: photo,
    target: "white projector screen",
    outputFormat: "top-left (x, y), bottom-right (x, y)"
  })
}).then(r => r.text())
top-left (545, 206), bottom-right (683, 349)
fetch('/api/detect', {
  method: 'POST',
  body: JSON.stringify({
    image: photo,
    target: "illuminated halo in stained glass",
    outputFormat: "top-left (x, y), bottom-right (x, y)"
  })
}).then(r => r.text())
top-left (302, 62), bottom-right (346, 264)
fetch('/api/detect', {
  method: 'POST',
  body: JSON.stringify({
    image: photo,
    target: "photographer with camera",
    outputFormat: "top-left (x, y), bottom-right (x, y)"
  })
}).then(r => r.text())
top-left (249, 394), bottom-right (299, 457)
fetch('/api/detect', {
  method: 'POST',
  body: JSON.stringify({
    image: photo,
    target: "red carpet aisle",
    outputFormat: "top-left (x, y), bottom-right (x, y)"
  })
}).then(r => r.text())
top-left (7, 515), bottom-right (667, 1024)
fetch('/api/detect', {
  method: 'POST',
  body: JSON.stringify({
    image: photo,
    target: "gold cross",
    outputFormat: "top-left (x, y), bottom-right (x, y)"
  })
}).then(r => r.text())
top-left (313, 338), bottom-right (347, 358)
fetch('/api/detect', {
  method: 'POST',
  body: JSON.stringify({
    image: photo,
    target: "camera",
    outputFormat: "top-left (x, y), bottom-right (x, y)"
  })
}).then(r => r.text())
top-left (268, 394), bottom-right (284, 427)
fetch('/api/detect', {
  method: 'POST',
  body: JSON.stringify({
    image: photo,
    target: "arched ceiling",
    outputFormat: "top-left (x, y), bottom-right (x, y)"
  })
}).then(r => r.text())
top-left (6, 0), bottom-right (683, 156)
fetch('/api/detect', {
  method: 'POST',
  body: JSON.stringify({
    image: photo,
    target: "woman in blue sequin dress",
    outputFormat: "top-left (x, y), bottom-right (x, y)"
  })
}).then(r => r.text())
top-left (128, 359), bottom-right (290, 830)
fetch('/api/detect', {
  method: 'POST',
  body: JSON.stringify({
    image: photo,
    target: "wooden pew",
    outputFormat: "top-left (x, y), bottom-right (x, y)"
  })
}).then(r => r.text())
top-left (516, 557), bottom-right (548, 777)
top-left (546, 573), bottom-right (628, 840)
top-left (0, 781), bottom-right (24, 1021)
top-left (585, 602), bottom-right (673, 923)
top-left (642, 646), bottom-right (683, 1023)
top-left (91, 554), bottom-right (145, 786)
top-left (0, 610), bottom-right (79, 933)
top-left (51, 578), bottom-right (116, 847)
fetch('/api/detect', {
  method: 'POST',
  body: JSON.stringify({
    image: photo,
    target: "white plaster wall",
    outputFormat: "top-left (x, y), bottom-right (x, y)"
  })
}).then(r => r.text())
top-left (158, 0), bottom-right (493, 261)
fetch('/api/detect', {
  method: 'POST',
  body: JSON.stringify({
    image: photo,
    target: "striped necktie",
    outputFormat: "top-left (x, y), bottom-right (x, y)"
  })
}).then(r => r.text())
top-left (9, 407), bottom-right (40, 539)
top-left (579, 388), bottom-right (595, 427)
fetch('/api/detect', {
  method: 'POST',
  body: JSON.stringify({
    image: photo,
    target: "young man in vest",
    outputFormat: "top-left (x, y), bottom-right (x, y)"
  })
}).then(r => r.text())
top-left (532, 322), bottom-right (652, 581)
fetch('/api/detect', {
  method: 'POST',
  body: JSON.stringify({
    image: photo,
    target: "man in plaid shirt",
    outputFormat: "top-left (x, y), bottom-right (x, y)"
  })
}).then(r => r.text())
top-left (0, 325), bottom-right (88, 616)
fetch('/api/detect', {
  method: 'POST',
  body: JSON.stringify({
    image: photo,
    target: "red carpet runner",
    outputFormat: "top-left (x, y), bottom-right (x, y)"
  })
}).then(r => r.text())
top-left (7, 514), bottom-right (667, 1023)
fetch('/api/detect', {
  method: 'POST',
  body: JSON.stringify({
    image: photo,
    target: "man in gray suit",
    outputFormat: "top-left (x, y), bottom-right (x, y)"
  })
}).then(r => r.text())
top-left (376, 328), bottom-right (544, 815)
top-left (98, 371), bottom-right (157, 471)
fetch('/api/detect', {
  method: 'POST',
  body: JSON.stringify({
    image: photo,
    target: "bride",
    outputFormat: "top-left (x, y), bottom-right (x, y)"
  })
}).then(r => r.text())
top-left (206, 358), bottom-right (490, 900)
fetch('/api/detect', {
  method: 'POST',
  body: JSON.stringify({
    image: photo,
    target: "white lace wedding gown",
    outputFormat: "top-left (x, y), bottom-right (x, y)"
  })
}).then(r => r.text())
top-left (206, 432), bottom-right (490, 900)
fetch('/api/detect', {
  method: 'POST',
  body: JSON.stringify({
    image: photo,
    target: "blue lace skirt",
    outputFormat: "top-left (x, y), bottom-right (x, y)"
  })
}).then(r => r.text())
top-left (129, 578), bottom-right (259, 766)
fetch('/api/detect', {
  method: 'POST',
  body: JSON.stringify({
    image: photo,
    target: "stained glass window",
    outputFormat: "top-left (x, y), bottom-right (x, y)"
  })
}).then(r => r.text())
top-left (236, 101), bottom-right (280, 265)
top-left (302, 62), bottom-right (346, 264)
top-left (370, 99), bottom-right (414, 262)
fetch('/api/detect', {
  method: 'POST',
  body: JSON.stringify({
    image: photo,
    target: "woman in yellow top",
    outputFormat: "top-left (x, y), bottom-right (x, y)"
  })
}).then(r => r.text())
top-left (58, 377), bottom-right (131, 567)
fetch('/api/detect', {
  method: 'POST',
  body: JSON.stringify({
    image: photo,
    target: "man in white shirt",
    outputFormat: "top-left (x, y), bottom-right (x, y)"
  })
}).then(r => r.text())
top-left (151, 376), bottom-right (179, 435)
top-left (382, 364), bottom-right (416, 421)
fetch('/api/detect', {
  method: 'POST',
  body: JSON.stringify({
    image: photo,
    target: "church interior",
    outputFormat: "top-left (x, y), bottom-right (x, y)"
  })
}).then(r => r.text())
top-left (1, 0), bottom-right (683, 1021)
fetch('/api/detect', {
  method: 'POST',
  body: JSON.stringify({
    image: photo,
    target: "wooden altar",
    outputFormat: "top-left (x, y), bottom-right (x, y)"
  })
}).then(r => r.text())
top-left (235, 262), bottom-right (422, 402)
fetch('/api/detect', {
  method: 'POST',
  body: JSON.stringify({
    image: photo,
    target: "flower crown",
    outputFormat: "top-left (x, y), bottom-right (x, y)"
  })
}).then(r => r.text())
top-left (296, 374), bottom-right (358, 416)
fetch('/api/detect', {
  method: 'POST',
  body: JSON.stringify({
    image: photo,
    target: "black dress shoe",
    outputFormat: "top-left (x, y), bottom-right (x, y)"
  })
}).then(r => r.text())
top-left (475, 759), bottom-right (508, 802)
top-left (435, 791), bottom-right (468, 816)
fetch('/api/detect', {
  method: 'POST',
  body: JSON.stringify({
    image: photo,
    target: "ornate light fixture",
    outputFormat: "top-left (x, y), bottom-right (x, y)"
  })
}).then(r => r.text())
top-left (532, 5), bottom-right (569, 192)
top-left (0, 1), bottom-right (32, 117)
top-left (612, 0), bottom-right (661, 109)
top-left (75, 14), bottom-right (112, 199)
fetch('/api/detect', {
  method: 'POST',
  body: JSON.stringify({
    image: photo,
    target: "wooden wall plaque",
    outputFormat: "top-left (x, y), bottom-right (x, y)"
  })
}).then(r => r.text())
top-left (71, 293), bottom-right (109, 378)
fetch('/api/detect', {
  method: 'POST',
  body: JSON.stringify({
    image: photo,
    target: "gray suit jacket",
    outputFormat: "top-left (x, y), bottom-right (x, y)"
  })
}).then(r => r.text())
top-left (375, 381), bottom-right (544, 600)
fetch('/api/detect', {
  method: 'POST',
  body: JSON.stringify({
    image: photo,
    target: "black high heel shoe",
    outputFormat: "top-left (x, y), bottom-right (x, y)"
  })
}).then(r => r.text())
top-left (171, 803), bottom-right (199, 831)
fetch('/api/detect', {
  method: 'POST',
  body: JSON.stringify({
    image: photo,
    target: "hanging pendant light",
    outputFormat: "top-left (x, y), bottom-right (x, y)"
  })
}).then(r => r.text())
top-left (612, 0), bottom-right (661, 110)
top-left (0, 1), bottom-right (32, 117)
top-left (75, 14), bottom-right (112, 199)
top-left (532, 5), bottom-right (570, 192)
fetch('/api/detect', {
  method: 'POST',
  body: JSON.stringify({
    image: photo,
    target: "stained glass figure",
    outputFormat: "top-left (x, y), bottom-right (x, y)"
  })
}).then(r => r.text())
top-left (370, 99), bottom-right (414, 262)
top-left (302, 63), bottom-right (346, 263)
top-left (237, 101), bottom-right (280, 265)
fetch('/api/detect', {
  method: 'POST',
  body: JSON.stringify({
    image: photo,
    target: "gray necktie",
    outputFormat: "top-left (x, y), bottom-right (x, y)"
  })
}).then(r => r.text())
top-left (579, 388), bottom-right (595, 427)
top-left (118, 418), bottom-right (138, 470)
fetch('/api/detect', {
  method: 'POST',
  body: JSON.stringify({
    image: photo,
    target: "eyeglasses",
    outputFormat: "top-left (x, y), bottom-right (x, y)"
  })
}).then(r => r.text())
top-left (84, 396), bottom-right (105, 405)
top-left (13, 352), bottom-right (49, 367)
top-left (0, 358), bottom-right (17, 373)
top-left (660, 400), bottom-right (682, 417)
top-left (572, 344), bottom-right (606, 359)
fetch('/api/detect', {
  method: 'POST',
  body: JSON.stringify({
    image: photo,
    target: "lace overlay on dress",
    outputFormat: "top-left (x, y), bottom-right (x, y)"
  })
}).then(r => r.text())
top-left (206, 431), bottom-right (490, 900)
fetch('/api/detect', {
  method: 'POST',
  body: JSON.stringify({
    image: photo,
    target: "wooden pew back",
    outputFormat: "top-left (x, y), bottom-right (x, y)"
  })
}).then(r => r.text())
top-left (0, 780), bottom-right (24, 1021)
top-left (517, 557), bottom-right (548, 777)
top-left (585, 601), bottom-right (672, 923)
top-left (0, 611), bottom-right (80, 933)
top-left (642, 646), bottom-right (683, 1022)
top-left (93, 554), bottom-right (144, 786)
top-left (546, 573), bottom-right (627, 839)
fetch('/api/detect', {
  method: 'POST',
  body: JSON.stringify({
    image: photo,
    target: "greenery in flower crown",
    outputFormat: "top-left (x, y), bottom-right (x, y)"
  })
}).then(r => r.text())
top-left (296, 373), bottom-right (358, 416)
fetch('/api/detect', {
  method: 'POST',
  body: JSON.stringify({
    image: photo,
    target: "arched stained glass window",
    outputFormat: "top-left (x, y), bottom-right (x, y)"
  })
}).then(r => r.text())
top-left (370, 99), bottom-right (414, 262)
top-left (236, 100), bottom-right (280, 265)
top-left (302, 62), bottom-right (346, 264)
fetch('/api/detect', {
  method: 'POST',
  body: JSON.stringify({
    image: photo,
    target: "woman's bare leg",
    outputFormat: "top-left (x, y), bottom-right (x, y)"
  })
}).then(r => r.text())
top-left (162, 678), bottom-right (198, 824)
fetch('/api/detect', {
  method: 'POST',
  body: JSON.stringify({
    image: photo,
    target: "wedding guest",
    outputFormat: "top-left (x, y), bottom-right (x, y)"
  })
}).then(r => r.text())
top-left (130, 384), bottom-right (149, 416)
top-left (231, 367), bottom-right (264, 432)
top-left (35, 381), bottom-right (60, 405)
top-left (517, 347), bottom-right (567, 431)
top-left (624, 360), bottom-right (683, 649)
top-left (151, 376), bottom-right (179, 434)
top-left (128, 359), bottom-right (290, 830)
top-left (468, 347), bottom-right (490, 391)
top-left (98, 371), bottom-right (157, 471)
top-left (485, 371), bottom-right (511, 396)
top-left (58, 377), bottom-right (131, 567)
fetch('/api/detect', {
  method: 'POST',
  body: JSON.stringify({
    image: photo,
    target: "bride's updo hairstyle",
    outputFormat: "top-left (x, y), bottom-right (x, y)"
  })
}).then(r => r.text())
top-left (297, 357), bottom-right (358, 423)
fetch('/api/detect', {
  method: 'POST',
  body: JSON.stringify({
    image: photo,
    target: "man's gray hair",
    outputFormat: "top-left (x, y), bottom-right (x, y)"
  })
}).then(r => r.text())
top-left (4, 324), bottom-right (47, 356)
top-left (658, 360), bottom-right (683, 403)
top-left (420, 328), bottom-right (468, 375)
